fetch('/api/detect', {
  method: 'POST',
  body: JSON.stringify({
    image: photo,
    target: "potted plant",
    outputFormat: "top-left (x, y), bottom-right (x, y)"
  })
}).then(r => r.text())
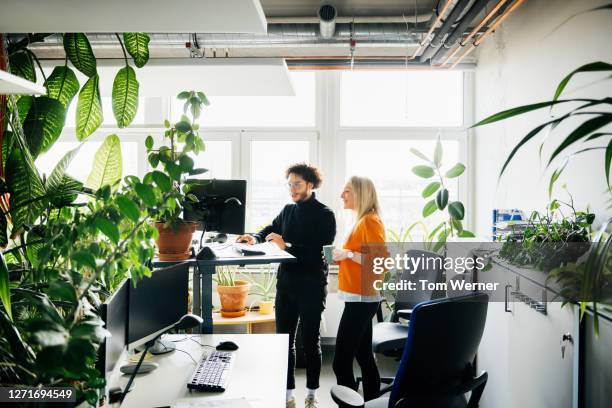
top-left (245, 265), bottom-right (277, 314)
top-left (214, 265), bottom-right (251, 317)
top-left (144, 91), bottom-right (209, 261)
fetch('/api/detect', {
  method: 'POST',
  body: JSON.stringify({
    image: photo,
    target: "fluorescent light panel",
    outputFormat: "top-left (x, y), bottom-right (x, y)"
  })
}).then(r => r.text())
top-left (0, 69), bottom-right (46, 95)
top-left (0, 0), bottom-right (266, 33)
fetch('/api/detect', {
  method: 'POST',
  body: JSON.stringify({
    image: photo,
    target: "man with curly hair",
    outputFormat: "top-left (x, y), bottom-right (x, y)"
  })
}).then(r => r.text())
top-left (237, 163), bottom-right (336, 408)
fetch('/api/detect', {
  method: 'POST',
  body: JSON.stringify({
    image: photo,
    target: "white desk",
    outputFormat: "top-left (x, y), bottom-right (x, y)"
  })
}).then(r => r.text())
top-left (120, 334), bottom-right (288, 408)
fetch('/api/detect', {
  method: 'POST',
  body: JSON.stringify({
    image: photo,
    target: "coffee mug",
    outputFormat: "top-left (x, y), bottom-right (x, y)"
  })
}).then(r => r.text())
top-left (322, 245), bottom-right (335, 264)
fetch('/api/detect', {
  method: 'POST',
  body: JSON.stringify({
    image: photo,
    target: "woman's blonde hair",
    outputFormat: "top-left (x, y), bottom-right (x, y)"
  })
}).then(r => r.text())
top-left (348, 176), bottom-right (381, 221)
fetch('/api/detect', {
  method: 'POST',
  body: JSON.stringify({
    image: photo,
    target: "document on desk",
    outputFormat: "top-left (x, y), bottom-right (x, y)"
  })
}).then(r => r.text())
top-left (233, 242), bottom-right (285, 255)
top-left (172, 398), bottom-right (253, 407)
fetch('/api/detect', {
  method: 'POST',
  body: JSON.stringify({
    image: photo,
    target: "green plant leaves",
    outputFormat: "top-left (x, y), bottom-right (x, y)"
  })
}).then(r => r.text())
top-left (46, 145), bottom-right (80, 193)
top-left (445, 163), bottom-right (465, 178)
top-left (63, 33), bottom-right (97, 77)
top-left (472, 99), bottom-right (584, 127)
top-left (76, 74), bottom-right (103, 141)
top-left (151, 171), bottom-right (172, 192)
top-left (0, 253), bottom-right (11, 321)
top-left (145, 135), bottom-right (154, 150)
top-left (175, 120), bottom-right (192, 133)
top-left (95, 216), bottom-right (120, 244)
top-left (112, 66), bottom-right (139, 128)
top-left (548, 114), bottom-right (612, 165)
top-left (134, 183), bottom-right (157, 206)
top-left (433, 139), bottom-right (442, 168)
top-left (9, 51), bottom-right (36, 82)
top-left (606, 138), bottom-right (612, 188)
top-left (436, 188), bottom-right (449, 210)
top-left (553, 62), bottom-right (612, 102)
top-left (116, 195), bottom-right (140, 222)
top-left (448, 201), bottom-right (465, 220)
top-left (85, 134), bottom-right (122, 190)
top-left (422, 200), bottom-right (437, 218)
top-left (409, 147), bottom-right (429, 162)
top-left (72, 250), bottom-right (97, 270)
top-left (123, 33), bottom-right (150, 68)
top-left (412, 165), bottom-right (435, 178)
top-left (422, 181), bottom-right (441, 198)
top-left (22, 96), bottom-right (66, 159)
top-left (45, 66), bottom-right (79, 108)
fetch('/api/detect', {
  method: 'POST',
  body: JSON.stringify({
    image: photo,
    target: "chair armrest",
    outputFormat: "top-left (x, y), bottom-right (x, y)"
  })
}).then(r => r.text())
top-left (396, 309), bottom-right (412, 320)
top-left (330, 385), bottom-right (365, 408)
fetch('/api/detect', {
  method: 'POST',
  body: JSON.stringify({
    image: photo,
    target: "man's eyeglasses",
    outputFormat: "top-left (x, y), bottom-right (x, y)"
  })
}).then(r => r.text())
top-left (287, 182), bottom-right (305, 190)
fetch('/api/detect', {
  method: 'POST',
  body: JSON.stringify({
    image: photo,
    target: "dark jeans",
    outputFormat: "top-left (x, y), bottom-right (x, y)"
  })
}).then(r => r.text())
top-left (275, 284), bottom-right (327, 390)
top-left (333, 301), bottom-right (381, 401)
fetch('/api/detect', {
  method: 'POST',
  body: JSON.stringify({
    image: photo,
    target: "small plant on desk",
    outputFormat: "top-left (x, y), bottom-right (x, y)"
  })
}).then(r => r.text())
top-left (214, 266), bottom-right (250, 318)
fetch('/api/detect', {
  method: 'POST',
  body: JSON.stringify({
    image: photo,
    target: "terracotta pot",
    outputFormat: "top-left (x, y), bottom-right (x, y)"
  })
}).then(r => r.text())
top-left (154, 221), bottom-right (197, 261)
top-left (259, 300), bottom-right (274, 315)
top-left (217, 280), bottom-right (251, 317)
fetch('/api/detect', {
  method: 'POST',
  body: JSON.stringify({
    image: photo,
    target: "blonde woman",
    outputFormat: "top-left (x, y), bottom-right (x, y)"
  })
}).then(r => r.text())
top-left (331, 176), bottom-right (387, 402)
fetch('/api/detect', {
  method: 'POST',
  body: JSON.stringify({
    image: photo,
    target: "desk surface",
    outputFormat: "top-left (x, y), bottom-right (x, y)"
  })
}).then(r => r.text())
top-left (120, 334), bottom-right (288, 408)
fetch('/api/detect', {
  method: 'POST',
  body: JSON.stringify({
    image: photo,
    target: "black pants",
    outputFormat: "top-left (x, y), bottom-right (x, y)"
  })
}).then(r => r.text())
top-left (333, 301), bottom-right (381, 401)
top-left (275, 284), bottom-right (327, 390)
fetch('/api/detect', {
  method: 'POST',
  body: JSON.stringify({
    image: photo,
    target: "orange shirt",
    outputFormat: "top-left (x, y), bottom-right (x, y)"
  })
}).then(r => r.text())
top-left (338, 213), bottom-right (388, 298)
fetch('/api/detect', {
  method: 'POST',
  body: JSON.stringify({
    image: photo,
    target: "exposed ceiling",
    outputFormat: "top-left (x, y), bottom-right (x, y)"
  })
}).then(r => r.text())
top-left (261, 0), bottom-right (437, 18)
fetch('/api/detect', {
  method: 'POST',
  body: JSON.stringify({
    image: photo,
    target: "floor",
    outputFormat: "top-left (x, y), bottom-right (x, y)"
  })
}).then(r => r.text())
top-left (293, 348), bottom-right (398, 408)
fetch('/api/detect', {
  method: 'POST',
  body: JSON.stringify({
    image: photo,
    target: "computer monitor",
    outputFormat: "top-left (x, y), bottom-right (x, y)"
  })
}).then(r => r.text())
top-left (127, 262), bottom-right (190, 351)
top-left (183, 179), bottom-right (246, 234)
top-left (98, 279), bottom-right (129, 374)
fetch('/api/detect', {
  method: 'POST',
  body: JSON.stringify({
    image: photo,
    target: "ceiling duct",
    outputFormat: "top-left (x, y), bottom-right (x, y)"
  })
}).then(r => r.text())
top-left (318, 5), bottom-right (337, 39)
top-left (419, 0), bottom-right (473, 62)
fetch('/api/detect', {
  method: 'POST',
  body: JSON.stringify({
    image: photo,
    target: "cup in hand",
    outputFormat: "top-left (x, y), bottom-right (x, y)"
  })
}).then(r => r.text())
top-left (322, 245), bottom-right (335, 264)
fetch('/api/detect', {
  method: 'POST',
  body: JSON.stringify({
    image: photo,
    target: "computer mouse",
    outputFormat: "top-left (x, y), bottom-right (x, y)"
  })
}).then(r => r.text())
top-left (216, 341), bottom-right (239, 351)
top-left (215, 233), bottom-right (228, 243)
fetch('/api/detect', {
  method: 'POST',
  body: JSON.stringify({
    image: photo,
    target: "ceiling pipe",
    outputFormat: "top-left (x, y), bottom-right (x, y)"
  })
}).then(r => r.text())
top-left (318, 5), bottom-right (337, 39)
top-left (419, 0), bottom-right (472, 62)
top-left (267, 15), bottom-right (433, 24)
top-left (408, 0), bottom-right (456, 59)
top-left (429, 0), bottom-right (489, 64)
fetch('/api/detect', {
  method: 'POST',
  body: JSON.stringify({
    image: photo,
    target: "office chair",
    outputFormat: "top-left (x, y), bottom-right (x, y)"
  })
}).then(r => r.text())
top-left (331, 292), bottom-right (489, 408)
top-left (372, 250), bottom-right (445, 357)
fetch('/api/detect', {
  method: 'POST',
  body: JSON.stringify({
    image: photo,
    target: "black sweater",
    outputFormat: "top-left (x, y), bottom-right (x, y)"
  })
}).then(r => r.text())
top-left (252, 192), bottom-right (336, 289)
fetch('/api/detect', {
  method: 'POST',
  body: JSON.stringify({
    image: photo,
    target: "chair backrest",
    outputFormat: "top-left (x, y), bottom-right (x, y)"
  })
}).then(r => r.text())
top-left (388, 292), bottom-right (489, 408)
top-left (392, 250), bottom-right (445, 319)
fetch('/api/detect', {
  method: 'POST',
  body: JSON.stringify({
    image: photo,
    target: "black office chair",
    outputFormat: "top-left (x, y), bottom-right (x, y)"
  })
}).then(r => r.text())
top-left (372, 249), bottom-right (445, 357)
top-left (331, 292), bottom-right (489, 408)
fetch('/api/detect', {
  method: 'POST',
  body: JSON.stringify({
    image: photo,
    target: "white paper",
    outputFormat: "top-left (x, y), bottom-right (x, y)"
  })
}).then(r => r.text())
top-left (172, 398), bottom-right (252, 408)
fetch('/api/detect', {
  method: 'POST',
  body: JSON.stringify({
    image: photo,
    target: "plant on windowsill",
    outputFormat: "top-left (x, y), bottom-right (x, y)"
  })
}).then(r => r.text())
top-left (144, 91), bottom-right (209, 261)
top-left (244, 264), bottom-right (276, 314)
top-left (214, 265), bottom-right (251, 318)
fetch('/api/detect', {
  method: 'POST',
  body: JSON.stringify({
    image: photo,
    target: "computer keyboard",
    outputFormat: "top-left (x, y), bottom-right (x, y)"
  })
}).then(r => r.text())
top-left (187, 351), bottom-right (234, 392)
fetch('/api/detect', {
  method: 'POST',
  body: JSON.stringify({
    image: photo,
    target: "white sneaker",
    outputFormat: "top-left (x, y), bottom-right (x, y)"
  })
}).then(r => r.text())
top-left (305, 397), bottom-right (319, 408)
top-left (286, 398), bottom-right (296, 408)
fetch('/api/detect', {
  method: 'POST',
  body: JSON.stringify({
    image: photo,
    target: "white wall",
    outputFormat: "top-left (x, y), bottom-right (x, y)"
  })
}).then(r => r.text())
top-left (473, 0), bottom-right (612, 237)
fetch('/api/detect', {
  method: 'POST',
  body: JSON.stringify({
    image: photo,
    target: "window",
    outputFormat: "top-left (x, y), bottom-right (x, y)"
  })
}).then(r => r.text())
top-left (248, 140), bottom-right (310, 231)
top-left (64, 97), bottom-right (146, 128)
top-left (345, 139), bottom-right (460, 235)
top-left (186, 140), bottom-right (233, 179)
top-left (340, 71), bottom-right (463, 127)
top-left (170, 72), bottom-right (316, 127)
top-left (36, 140), bottom-right (139, 182)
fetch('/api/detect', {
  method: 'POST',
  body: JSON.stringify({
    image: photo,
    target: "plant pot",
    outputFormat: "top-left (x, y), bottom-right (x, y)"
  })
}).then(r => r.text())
top-left (217, 280), bottom-right (251, 317)
top-left (154, 221), bottom-right (197, 261)
top-left (259, 300), bottom-right (274, 315)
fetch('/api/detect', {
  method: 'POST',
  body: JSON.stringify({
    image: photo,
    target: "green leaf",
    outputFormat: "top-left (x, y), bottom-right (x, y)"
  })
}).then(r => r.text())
top-left (177, 91), bottom-right (191, 100)
top-left (0, 253), bottom-right (12, 321)
top-left (175, 121), bottom-right (192, 133)
top-left (45, 66), bottom-right (79, 108)
top-left (16, 96), bottom-right (33, 123)
top-left (458, 230), bottom-right (475, 238)
top-left (63, 33), bottom-right (97, 77)
top-left (553, 62), bottom-right (612, 102)
top-left (9, 51), bottom-right (36, 82)
top-left (76, 74), bottom-right (103, 140)
top-left (72, 250), bottom-right (97, 270)
top-left (179, 155), bottom-right (194, 172)
top-left (189, 168), bottom-right (208, 176)
top-left (46, 145), bottom-right (81, 192)
top-left (85, 134), bottom-right (122, 190)
top-left (123, 33), bottom-right (150, 68)
top-left (606, 138), bottom-right (612, 189)
top-left (422, 200), bottom-right (438, 218)
top-left (166, 161), bottom-right (182, 181)
top-left (0, 209), bottom-right (7, 248)
top-left (548, 114), bottom-right (612, 166)
top-left (95, 216), bottom-right (120, 244)
top-left (410, 147), bottom-right (429, 162)
top-left (148, 152), bottom-right (160, 168)
top-left (436, 188), bottom-right (449, 210)
top-left (445, 163), bottom-right (466, 178)
top-left (134, 183), bottom-right (157, 206)
top-left (49, 176), bottom-right (82, 208)
top-left (197, 91), bottom-right (210, 106)
top-left (151, 171), bottom-right (172, 192)
top-left (472, 99), bottom-right (586, 127)
top-left (112, 66), bottom-right (140, 128)
top-left (116, 195), bottom-right (140, 222)
top-left (448, 201), bottom-right (465, 220)
top-left (433, 139), bottom-right (443, 168)
top-left (548, 159), bottom-right (568, 198)
top-left (422, 181), bottom-right (441, 198)
top-left (145, 135), bottom-right (154, 150)
top-left (412, 165), bottom-right (435, 178)
top-left (6, 147), bottom-right (45, 236)
top-left (22, 96), bottom-right (66, 159)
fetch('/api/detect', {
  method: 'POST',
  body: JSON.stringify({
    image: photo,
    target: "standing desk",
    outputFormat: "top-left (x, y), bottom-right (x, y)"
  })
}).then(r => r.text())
top-left (153, 244), bottom-right (295, 334)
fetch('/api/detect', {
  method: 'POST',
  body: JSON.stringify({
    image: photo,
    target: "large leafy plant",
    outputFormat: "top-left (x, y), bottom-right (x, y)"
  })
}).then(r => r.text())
top-left (145, 91), bottom-right (209, 228)
top-left (410, 137), bottom-right (475, 251)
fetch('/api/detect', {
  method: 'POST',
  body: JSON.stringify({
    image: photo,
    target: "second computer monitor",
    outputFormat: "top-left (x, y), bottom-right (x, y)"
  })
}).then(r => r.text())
top-left (183, 179), bottom-right (246, 235)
